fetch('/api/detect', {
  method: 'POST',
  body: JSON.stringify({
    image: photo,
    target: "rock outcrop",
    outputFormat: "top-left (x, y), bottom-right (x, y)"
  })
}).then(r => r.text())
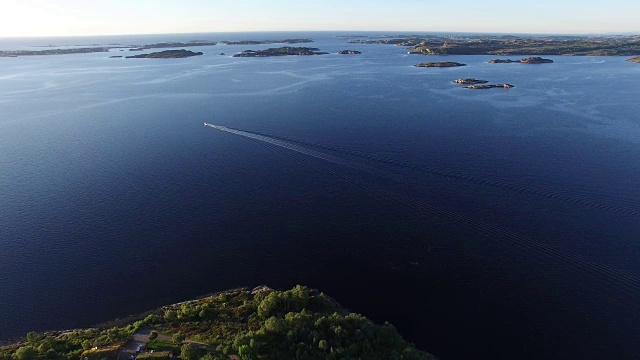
top-left (453, 78), bottom-right (489, 84)
top-left (414, 62), bottom-right (466, 68)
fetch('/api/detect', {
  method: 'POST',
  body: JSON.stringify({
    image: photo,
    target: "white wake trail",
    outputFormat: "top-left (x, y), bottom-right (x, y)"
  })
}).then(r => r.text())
top-left (204, 123), bottom-right (640, 292)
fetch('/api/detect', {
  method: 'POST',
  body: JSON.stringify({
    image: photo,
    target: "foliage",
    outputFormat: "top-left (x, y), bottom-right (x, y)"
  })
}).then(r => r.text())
top-left (0, 286), bottom-right (436, 360)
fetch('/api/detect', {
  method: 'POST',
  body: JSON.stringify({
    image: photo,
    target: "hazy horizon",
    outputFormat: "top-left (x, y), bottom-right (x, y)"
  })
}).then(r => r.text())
top-left (1, 0), bottom-right (639, 38)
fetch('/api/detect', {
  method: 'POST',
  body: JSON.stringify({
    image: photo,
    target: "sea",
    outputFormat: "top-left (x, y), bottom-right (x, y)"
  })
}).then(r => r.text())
top-left (1, 32), bottom-right (640, 359)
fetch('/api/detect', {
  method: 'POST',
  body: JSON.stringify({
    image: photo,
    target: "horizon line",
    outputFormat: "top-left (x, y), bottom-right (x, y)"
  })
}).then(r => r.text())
top-left (2, 29), bottom-right (640, 39)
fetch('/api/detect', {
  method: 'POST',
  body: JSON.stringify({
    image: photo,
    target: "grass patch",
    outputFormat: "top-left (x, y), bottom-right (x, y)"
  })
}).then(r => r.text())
top-left (144, 339), bottom-right (179, 353)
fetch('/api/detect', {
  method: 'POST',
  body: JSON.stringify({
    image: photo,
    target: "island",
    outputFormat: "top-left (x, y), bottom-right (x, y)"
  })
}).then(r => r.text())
top-left (125, 50), bottom-right (203, 59)
top-left (351, 35), bottom-right (640, 56)
top-left (0, 41), bottom-right (215, 57)
top-left (108, 56), bottom-right (123, 58)
top-left (489, 57), bottom-right (554, 64)
top-left (337, 50), bottom-right (362, 54)
top-left (414, 62), bottom-right (466, 68)
top-left (627, 56), bottom-right (640, 63)
top-left (220, 39), bottom-right (312, 45)
top-left (0, 285), bottom-right (436, 360)
top-left (464, 84), bottom-right (514, 89)
top-left (232, 47), bottom-right (329, 57)
top-left (453, 78), bottom-right (489, 84)
top-left (0, 47), bottom-right (111, 57)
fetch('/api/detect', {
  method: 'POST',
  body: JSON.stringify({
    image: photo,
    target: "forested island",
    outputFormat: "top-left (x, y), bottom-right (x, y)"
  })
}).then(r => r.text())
top-left (414, 62), bottom-right (466, 68)
top-left (125, 50), bottom-right (203, 59)
top-left (351, 35), bottom-right (640, 56)
top-left (0, 285), bottom-right (435, 360)
top-left (233, 47), bottom-right (329, 57)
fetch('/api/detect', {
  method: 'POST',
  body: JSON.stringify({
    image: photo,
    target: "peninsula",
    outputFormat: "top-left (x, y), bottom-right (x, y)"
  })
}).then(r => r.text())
top-left (233, 47), bottom-right (329, 57)
top-left (488, 57), bottom-right (554, 64)
top-left (125, 50), bottom-right (203, 59)
top-left (414, 62), bottom-right (466, 68)
top-left (627, 56), bottom-right (640, 63)
top-left (0, 285), bottom-right (436, 360)
top-left (351, 35), bottom-right (640, 56)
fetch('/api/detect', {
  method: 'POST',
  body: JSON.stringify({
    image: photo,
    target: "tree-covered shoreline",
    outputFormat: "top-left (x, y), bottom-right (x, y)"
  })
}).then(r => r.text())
top-left (0, 285), bottom-right (436, 360)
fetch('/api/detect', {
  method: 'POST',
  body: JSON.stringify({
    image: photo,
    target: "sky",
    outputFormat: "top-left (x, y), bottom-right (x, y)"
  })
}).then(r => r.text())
top-left (0, 0), bottom-right (638, 37)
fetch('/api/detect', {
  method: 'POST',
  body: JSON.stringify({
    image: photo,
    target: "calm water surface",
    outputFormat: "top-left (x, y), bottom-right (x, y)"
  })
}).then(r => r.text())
top-left (1, 32), bottom-right (640, 359)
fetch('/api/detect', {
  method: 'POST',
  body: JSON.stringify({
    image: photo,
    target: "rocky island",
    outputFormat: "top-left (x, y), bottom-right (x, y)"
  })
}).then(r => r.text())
top-left (627, 56), bottom-right (640, 63)
top-left (0, 285), bottom-right (436, 360)
top-left (414, 62), bottom-right (466, 68)
top-left (125, 49), bottom-right (203, 59)
top-left (220, 39), bottom-right (312, 45)
top-left (489, 57), bottom-right (554, 64)
top-left (453, 78), bottom-right (489, 84)
top-left (464, 84), bottom-right (514, 89)
top-left (0, 41), bottom-right (219, 57)
top-left (337, 50), bottom-right (362, 54)
top-left (233, 46), bottom-right (328, 57)
top-left (352, 35), bottom-right (640, 56)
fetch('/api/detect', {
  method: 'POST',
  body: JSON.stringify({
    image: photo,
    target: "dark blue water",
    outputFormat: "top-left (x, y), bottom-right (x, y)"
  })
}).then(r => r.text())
top-left (2, 32), bottom-right (640, 359)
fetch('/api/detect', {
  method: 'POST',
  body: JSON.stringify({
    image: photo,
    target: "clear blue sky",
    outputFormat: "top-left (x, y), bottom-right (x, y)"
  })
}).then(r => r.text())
top-left (1, 0), bottom-right (638, 37)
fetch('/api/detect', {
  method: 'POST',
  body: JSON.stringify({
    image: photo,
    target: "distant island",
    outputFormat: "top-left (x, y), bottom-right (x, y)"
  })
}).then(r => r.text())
top-left (453, 78), bottom-right (489, 84)
top-left (627, 56), bottom-right (640, 63)
top-left (125, 50), bottom-right (203, 59)
top-left (351, 35), bottom-right (640, 56)
top-left (488, 57), bottom-right (554, 64)
top-left (233, 47), bottom-right (329, 57)
top-left (0, 39), bottom-right (312, 57)
top-left (337, 50), bottom-right (362, 54)
top-left (0, 47), bottom-right (111, 57)
top-left (220, 39), bottom-right (312, 45)
top-left (0, 285), bottom-right (436, 360)
top-left (464, 84), bottom-right (515, 90)
top-left (414, 62), bottom-right (466, 68)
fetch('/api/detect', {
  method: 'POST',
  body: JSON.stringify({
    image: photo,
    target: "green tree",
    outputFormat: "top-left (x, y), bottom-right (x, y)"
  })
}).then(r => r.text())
top-left (164, 310), bottom-right (177, 321)
top-left (173, 332), bottom-right (185, 344)
top-left (180, 344), bottom-right (197, 360)
top-left (237, 345), bottom-right (253, 359)
top-left (149, 331), bottom-right (158, 341)
top-left (13, 346), bottom-right (37, 360)
top-left (25, 332), bottom-right (40, 344)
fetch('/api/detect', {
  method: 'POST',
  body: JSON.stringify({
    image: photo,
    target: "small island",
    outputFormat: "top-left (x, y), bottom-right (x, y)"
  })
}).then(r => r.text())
top-left (337, 50), bottom-right (362, 54)
top-left (125, 49), bottom-right (203, 59)
top-left (414, 62), bottom-right (466, 68)
top-left (489, 57), bottom-right (554, 64)
top-left (465, 84), bottom-right (514, 89)
top-left (233, 47), bottom-right (328, 57)
top-left (627, 56), bottom-right (640, 63)
top-left (453, 78), bottom-right (489, 84)
top-left (0, 285), bottom-right (436, 360)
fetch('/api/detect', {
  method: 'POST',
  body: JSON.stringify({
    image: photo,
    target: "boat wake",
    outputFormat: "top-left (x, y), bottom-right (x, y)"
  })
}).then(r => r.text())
top-left (204, 123), bottom-right (640, 293)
